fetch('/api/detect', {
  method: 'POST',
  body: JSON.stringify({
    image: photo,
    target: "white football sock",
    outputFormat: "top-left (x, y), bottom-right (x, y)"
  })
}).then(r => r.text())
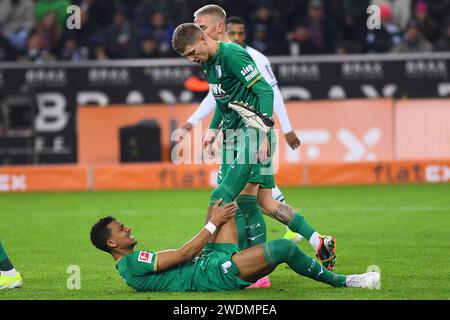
top-left (309, 232), bottom-right (321, 251)
top-left (2, 268), bottom-right (17, 276)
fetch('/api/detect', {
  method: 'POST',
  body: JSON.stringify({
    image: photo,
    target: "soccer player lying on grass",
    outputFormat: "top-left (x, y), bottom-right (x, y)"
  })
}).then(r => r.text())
top-left (90, 199), bottom-right (380, 292)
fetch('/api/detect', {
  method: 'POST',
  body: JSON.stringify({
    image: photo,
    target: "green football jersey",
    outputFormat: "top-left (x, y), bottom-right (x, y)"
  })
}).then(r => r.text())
top-left (201, 41), bottom-right (274, 132)
top-left (115, 245), bottom-right (252, 292)
top-left (116, 250), bottom-right (195, 292)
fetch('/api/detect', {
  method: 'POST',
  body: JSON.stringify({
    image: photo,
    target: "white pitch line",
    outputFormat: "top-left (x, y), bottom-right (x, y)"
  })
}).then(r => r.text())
top-left (294, 205), bottom-right (450, 213)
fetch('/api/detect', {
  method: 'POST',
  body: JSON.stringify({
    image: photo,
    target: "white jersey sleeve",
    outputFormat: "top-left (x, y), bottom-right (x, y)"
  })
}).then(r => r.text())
top-left (187, 90), bottom-right (216, 124)
top-left (273, 84), bottom-right (293, 134)
top-left (246, 45), bottom-right (293, 134)
top-left (246, 46), bottom-right (277, 87)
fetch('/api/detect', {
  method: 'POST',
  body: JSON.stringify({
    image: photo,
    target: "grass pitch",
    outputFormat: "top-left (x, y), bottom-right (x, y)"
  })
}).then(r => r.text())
top-left (0, 183), bottom-right (449, 300)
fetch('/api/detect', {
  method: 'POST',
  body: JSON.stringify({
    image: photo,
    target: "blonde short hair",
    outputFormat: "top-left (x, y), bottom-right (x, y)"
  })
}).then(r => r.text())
top-left (193, 4), bottom-right (226, 22)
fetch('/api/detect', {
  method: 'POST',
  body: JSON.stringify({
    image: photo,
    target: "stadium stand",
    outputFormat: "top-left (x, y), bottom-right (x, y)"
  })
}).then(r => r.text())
top-left (0, 0), bottom-right (449, 62)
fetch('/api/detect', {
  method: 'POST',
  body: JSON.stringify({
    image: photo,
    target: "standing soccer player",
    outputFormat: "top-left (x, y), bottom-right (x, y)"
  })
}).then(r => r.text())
top-left (172, 21), bottom-right (275, 257)
top-left (179, 12), bottom-right (305, 245)
top-left (173, 5), bottom-right (336, 287)
top-left (0, 240), bottom-right (22, 289)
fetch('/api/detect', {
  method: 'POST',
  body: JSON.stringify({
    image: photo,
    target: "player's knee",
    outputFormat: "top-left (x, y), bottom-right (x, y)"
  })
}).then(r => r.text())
top-left (258, 196), bottom-right (278, 214)
top-left (277, 238), bottom-right (296, 256)
top-left (267, 239), bottom-right (297, 264)
top-left (211, 182), bottom-right (243, 204)
top-left (236, 194), bottom-right (265, 216)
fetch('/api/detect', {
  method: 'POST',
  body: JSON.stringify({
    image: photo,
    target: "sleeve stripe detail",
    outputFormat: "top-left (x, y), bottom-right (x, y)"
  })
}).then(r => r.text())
top-left (154, 253), bottom-right (158, 272)
top-left (246, 74), bottom-right (263, 88)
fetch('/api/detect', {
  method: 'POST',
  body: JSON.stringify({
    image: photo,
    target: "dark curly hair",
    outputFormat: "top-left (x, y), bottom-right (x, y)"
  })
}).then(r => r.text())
top-left (90, 216), bottom-right (116, 253)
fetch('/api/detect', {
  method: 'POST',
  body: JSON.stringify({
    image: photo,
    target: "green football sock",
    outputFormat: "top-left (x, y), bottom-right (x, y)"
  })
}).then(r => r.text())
top-left (235, 209), bottom-right (249, 250)
top-left (0, 240), bottom-right (14, 271)
top-left (287, 212), bottom-right (316, 241)
top-left (263, 239), bottom-right (347, 287)
top-left (236, 194), bottom-right (267, 247)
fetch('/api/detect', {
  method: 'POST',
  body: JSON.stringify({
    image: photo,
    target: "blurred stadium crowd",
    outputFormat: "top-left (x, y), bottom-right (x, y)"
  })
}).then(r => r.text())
top-left (0, 0), bottom-right (449, 62)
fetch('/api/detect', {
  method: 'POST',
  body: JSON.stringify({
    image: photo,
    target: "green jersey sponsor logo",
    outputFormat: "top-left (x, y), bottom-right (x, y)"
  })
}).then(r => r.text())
top-left (240, 64), bottom-right (259, 82)
top-left (210, 83), bottom-right (226, 95)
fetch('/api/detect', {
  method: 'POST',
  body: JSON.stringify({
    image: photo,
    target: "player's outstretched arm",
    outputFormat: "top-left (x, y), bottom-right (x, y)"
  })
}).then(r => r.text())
top-left (156, 200), bottom-right (237, 272)
top-left (225, 47), bottom-right (275, 161)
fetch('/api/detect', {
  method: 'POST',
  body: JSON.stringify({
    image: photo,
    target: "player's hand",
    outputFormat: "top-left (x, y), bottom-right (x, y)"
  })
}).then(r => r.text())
top-left (257, 134), bottom-right (270, 163)
top-left (210, 199), bottom-right (237, 226)
top-left (181, 122), bottom-right (193, 132)
top-left (177, 122), bottom-right (193, 143)
top-left (215, 129), bottom-right (223, 148)
top-left (285, 131), bottom-right (301, 150)
top-left (203, 128), bottom-right (217, 159)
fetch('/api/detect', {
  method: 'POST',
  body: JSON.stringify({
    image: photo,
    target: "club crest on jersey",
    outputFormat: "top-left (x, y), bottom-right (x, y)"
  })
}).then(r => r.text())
top-left (215, 65), bottom-right (222, 78)
top-left (138, 251), bottom-right (153, 264)
top-left (221, 261), bottom-right (232, 274)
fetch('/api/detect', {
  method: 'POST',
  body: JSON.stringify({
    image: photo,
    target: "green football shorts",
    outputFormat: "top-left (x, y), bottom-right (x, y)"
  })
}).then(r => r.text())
top-left (193, 243), bottom-right (252, 291)
top-left (211, 128), bottom-right (276, 205)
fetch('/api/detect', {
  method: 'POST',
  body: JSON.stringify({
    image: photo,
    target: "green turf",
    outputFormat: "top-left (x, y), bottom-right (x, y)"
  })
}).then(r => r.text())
top-left (0, 183), bottom-right (449, 300)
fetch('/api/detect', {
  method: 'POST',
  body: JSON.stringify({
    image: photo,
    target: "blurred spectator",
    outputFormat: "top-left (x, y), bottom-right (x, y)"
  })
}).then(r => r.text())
top-left (117, 0), bottom-right (141, 20)
top-left (36, 11), bottom-right (63, 54)
top-left (136, 0), bottom-right (190, 27)
top-left (391, 20), bottom-right (433, 53)
top-left (249, 3), bottom-right (288, 55)
top-left (412, 0), bottom-right (450, 32)
top-left (329, 0), bottom-right (369, 51)
top-left (270, 0), bottom-right (310, 31)
top-left (104, 9), bottom-right (136, 59)
top-left (0, 0), bottom-right (35, 51)
top-left (0, 0), bottom-right (449, 61)
top-left (164, 0), bottom-right (192, 25)
top-left (294, 0), bottom-right (339, 54)
top-left (135, 35), bottom-right (160, 59)
top-left (249, 24), bottom-right (270, 54)
top-left (0, 34), bottom-right (16, 61)
top-left (138, 11), bottom-right (175, 57)
top-left (35, 0), bottom-right (70, 28)
top-left (59, 36), bottom-right (83, 61)
top-left (433, 19), bottom-right (450, 52)
top-left (18, 31), bottom-right (55, 62)
top-left (371, 0), bottom-right (411, 29)
top-left (91, 36), bottom-right (108, 60)
top-left (364, 3), bottom-right (402, 53)
top-left (80, 0), bottom-right (117, 30)
top-left (286, 21), bottom-right (320, 55)
top-left (413, 1), bottom-right (438, 42)
top-left (214, 0), bottom-right (255, 25)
